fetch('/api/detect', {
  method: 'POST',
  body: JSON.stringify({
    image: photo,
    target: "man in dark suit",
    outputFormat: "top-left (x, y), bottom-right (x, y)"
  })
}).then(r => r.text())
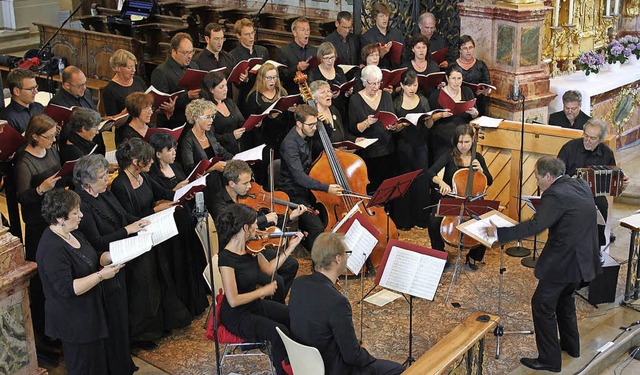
top-left (150, 32), bottom-right (200, 128)
top-left (548, 90), bottom-right (591, 130)
top-left (276, 17), bottom-right (318, 93)
top-left (486, 156), bottom-right (601, 373)
top-left (414, 11), bottom-right (449, 68)
top-left (323, 11), bottom-right (360, 66)
top-left (288, 232), bottom-right (404, 375)
top-left (194, 22), bottom-right (235, 72)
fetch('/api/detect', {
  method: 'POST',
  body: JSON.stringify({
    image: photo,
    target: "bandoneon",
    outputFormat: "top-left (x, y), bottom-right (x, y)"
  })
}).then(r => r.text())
top-left (576, 166), bottom-right (625, 197)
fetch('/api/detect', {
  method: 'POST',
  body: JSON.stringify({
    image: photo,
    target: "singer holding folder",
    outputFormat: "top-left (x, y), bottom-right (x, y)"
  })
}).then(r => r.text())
top-left (485, 157), bottom-right (600, 373)
top-left (217, 203), bottom-right (303, 375)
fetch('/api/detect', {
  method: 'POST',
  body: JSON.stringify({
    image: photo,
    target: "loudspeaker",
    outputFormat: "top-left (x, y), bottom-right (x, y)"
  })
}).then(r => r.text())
top-left (587, 252), bottom-right (620, 305)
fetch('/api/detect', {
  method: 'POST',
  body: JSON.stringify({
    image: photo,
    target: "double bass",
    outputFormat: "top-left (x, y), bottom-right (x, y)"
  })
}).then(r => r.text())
top-left (294, 72), bottom-right (397, 269)
top-left (440, 124), bottom-right (487, 247)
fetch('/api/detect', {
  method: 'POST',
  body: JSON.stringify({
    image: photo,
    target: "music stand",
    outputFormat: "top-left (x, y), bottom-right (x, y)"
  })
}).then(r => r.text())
top-left (437, 196), bottom-right (500, 303)
top-left (520, 193), bottom-right (541, 268)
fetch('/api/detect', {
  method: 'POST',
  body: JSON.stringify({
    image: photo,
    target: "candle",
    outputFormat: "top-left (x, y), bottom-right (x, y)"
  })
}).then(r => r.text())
top-left (606, 0), bottom-right (611, 16)
top-left (554, 0), bottom-right (560, 27)
top-left (568, 0), bottom-right (574, 25)
top-left (614, 0), bottom-right (620, 14)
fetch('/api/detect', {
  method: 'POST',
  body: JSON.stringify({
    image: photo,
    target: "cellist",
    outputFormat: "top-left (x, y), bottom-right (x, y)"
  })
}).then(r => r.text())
top-left (279, 105), bottom-right (343, 252)
top-left (208, 159), bottom-right (305, 302)
top-left (427, 124), bottom-right (493, 270)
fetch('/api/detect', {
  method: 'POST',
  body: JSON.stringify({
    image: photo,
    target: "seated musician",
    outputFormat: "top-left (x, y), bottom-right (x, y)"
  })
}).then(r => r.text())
top-left (288, 232), bottom-right (404, 375)
top-left (548, 91), bottom-right (591, 130)
top-left (557, 118), bottom-right (629, 250)
top-left (207, 159), bottom-right (303, 302)
top-left (194, 23), bottom-right (235, 72)
top-left (276, 17), bottom-right (318, 94)
top-left (150, 32), bottom-right (200, 128)
top-left (279, 105), bottom-right (343, 252)
top-left (427, 124), bottom-right (493, 270)
top-left (216, 203), bottom-right (303, 375)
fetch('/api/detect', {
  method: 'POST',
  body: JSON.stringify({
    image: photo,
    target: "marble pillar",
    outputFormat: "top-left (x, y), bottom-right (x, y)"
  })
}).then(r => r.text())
top-left (0, 227), bottom-right (46, 375)
top-left (459, 2), bottom-right (556, 123)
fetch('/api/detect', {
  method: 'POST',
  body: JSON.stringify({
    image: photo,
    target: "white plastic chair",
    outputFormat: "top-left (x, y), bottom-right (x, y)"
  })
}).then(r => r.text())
top-left (276, 327), bottom-right (325, 375)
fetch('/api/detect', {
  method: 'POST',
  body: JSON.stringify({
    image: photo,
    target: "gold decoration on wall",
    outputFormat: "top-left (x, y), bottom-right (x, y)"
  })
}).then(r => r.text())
top-left (625, 0), bottom-right (640, 17)
top-left (609, 87), bottom-right (640, 136)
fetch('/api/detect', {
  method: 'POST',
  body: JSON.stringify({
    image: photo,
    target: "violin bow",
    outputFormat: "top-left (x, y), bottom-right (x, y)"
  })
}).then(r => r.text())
top-left (270, 208), bottom-right (290, 283)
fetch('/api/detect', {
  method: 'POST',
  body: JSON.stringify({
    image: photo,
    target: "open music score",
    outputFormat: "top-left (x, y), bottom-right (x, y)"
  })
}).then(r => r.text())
top-left (340, 213), bottom-right (380, 275)
top-left (174, 175), bottom-right (207, 204)
top-left (457, 210), bottom-right (517, 248)
top-left (375, 239), bottom-right (447, 301)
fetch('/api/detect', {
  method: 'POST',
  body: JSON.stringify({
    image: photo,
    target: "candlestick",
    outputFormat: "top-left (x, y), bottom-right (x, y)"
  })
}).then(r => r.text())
top-left (614, 0), bottom-right (620, 15)
top-left (554, 0), bottom-right (560, 27)
top-left (606, 0), bottom-right (611, 16)
top-left (568, 0), bottom-right (574, 25)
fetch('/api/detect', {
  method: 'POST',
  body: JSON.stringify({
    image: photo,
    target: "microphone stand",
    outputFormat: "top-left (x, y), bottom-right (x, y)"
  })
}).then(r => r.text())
top-left (505, 81), bottom-right (531, 258)
top-left (38, 0), bottom-right (86, 59)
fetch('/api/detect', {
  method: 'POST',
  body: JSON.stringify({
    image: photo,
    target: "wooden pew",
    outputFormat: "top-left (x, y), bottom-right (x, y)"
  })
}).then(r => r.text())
top-left (403, 312), bottom-right (499, 375)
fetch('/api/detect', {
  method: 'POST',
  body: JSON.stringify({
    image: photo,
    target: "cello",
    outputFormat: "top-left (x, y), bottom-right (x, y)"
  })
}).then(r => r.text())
top-left (440, 124), bottom-right (488, 247)
top-left (294, 72), bottom-right (398, 269)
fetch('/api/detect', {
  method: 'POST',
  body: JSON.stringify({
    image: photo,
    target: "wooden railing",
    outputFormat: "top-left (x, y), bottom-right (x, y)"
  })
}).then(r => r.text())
top-left (403, 312), bottom-right (499, 375)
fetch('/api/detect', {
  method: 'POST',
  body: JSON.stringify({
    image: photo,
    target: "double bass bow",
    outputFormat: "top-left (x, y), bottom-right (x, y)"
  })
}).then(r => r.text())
top-left (439, 124), bottom-right (488, 247)
top-left (294, 71), bottom-right (398, 270)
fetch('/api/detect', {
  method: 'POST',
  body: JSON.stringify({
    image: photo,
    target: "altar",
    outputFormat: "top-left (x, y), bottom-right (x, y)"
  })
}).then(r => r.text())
top-left (549, 60), bottom-right (640, 149)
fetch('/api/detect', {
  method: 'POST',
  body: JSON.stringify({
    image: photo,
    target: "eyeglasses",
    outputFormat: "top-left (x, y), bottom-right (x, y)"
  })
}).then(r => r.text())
top-left (265, 76), bottom-right (278, 81)
top-left (341, 251), bottom-right (352, 256)
top-left (21, 85), bottom-right (39, 92)
top-left (582, 133), bottom-right (600, 142)
top-left (68, 82), bottom-right (87, 89)
top-left (197, 114), bottom-right (215, 120)
top-left (366, 80), bottom-right (381, 86)
top-left (241, 31), bottom-right (256, 37)
top-left (38, 133), bottom-right (57, 141)
top-left (302, 122), bottom-right (317, 128)
top-left (210, 37), bottom-right (226, 42)
top-left (177, 50), bottom-right (195, 56)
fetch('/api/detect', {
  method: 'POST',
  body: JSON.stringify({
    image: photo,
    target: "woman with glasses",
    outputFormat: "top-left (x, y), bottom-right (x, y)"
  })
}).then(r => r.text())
top-left (452, 35), bottom-right (492, 116)
top-left (115, 92), bottom-right (154, 148)
top-left (111, 138), bottom-right (193, 348)
top-left (309, 42), bottom-right (351, 123)
top-left (59, 108), bottom-right (102, 164)
top-left (243, 63), bottom-right (294, 161)
top-left (348, 65), bottom-right (395, 192)
top-left (14, 114), bottom-right (64, 345)
top-left (200, 72), bottom-right (246, 155)
top-left (74, 154), bottom-right (145, 374)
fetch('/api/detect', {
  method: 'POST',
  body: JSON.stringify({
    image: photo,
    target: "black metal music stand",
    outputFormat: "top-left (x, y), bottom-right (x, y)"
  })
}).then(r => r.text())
top-left (521, 192), bottom-right (541, 268)
top-left (437, 196), bottom-right (500, 303)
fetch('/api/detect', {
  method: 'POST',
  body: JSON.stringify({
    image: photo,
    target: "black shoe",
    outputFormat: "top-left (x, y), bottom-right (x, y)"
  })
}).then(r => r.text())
top-left (36, 346), bottom-right (60, 365)
top-left (364, 267), bottom-right (376, 278)
top-left (610, 234), bottom-right (617, 243)
top-left (132, 341), bottom-right (158, 351)
top-left (562, 347), bottom-right (580, 358)
top-left (520, 357), bottom-right (561, 372)
top-left (465, 255), bottom-right (478, 271)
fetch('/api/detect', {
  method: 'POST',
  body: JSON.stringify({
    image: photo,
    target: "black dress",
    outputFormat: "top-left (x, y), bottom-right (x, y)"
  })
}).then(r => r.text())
top-left (75, 188), bottom-right (138, 374)
top-left (308, 66), bottom-right (350, 124)
top-left (218, 248), bottom-right (290, 375)
top-left (103, 76), bottom-right (148, 116)
top-left (390, 94), bottom-right (431, 229)
top-left (453, 60), bottom-right (491, 117)
top-left (36, 229), bottom-right (109, 375)
top-left (428, 87), bottom-right (476, 164)
top-left (60, 132), bottom-right (97, 164)
top-left (110, 172), bottom-right (192, 341)
top-left (242, 90), bottom-right (294, 158)
top-left (213, 98), bottom-right (245, 155)
top-left (401, 59), bottom-right (441, 98)
top-left (114, 122), bottom-right (147, 149)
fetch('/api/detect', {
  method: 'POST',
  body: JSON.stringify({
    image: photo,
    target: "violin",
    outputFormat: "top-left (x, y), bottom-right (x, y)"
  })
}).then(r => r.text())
top-left (440, 124), bottom-right (488, 247)
top-left (238, 182), bottom-right (314, 215)
top-left (245, 228), bottom-right (300, 253)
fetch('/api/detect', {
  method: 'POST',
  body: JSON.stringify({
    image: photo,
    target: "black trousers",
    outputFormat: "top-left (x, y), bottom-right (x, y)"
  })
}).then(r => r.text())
top-left (531, 279), bottom-right (580, 367)
top-left (61, 339), bottom-right (108, 375)
top-left (353, 359), bottom-right (405, 375)
top-left (262, 248), bottom-right (299, 303)
top-left (594, 196), bottom-right (608, 247)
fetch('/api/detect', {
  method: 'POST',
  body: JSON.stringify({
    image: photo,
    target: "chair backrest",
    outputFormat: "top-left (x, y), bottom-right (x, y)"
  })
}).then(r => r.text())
top-left (276, 327), bottom-right (325, 375)
top-left (202, 253), bottom-right (223, 295)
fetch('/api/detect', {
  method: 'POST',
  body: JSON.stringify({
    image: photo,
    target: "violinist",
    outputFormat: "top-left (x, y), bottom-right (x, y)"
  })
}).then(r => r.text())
top-left (208, 160), bottom-right (304, 302)
top-left (279, 105), bottom-right (343, 251)
top-left (216, 203), bottom-right (303, 375)
top-left (427, 124), bottom-right (493, 270)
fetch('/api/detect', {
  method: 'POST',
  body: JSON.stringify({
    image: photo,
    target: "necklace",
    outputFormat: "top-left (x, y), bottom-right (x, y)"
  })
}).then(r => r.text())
top-left (363, 91), bottom-right (378, 101)
top-left (51, 226), bottom-right (71, 240)
top-left (125, 168), bottom-right (143, 186)
top-left (193, 129), bottom-right (207, 142)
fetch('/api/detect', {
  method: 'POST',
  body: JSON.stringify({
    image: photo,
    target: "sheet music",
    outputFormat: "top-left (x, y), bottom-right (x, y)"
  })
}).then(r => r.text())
top-left (105, 150), bottom-right (117, 165)
top-left (378, 246), bottom-right (446, 301)
top-left (233, 144), bottom-right (266, 162)
top-left (110, 233), bottom-right (154, 265)
top-left (331, 202), bottom-right (361, 233)
top-left (364, 289), bottom-right (402, 307)
top-left (620, 213), bottom-right (640, 228)
top-left (473, 116), bottom-right (502, 128)
top-left (463, 214), bottom-right (516, 246)
top-left (173, 175), bottom-right (207, 202)
top-left (345, 219), bottom-right (379, 275)
top-left (142, 206), bottom-right (178, 245)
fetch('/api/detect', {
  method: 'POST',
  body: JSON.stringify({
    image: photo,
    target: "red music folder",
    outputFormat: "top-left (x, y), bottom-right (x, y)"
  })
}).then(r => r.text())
top-left (98, 113), bottom-right (129, 132)
top-left (0, 121), bottom-right (26, 162)
top-left (186, 157), bottom-right (223, 182)
top-left (380, 67), bottom-right (408, 89)
top-left (143, 124), bottom-right (185, 142)
top-left (329, 77), bottom-right (358, 95)
top-left (462, 81), bottom-right (497, 95)
top-left (417, 72), bottom-right (446, 90)
top-left (242, 114), bottom-right (268, 132)
top-left (178, 67), bottom-right (226, 91)
top-left (437, 90), bottom-right (477, 115)
top-left (227, 57), bottom-right (263, 85)
top-left (264, 94), bottom-right (302, 115)
top-left (43, 104), bottom-right (79, 126)
top-left (145, 86), bottom-right (185, 109)
top-left (381, 41), bottom-right (403, 65)
top-left (431, 47), bottom-right (448, 65)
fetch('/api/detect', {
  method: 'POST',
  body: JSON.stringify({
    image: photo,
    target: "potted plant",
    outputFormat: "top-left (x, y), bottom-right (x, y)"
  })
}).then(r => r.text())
top-left (576, 50), bottom-right (604, 76)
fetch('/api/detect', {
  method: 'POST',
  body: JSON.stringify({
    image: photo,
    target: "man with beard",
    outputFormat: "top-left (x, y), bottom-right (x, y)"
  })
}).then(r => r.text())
top-left (548, 91), bottom-right (591, 130)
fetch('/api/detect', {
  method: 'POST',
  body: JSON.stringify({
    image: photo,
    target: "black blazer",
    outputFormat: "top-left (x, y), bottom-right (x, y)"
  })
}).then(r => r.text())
top-left (178, 128), bottom-right (233, 173)
top-left (548, 110), bottom-right (591, 130)
top-left (497, 175), bottom-right (601, 283)
top-left (289, 272), bottom-right (376, 375)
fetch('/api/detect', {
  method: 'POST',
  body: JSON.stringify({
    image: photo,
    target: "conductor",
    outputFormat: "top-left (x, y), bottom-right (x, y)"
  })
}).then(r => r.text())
top-left (486, 156), bottom-right (601, 373)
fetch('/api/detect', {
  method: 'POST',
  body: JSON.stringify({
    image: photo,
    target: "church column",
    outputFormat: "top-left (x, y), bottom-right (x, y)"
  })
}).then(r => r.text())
top-left (459, 1), bottom-right (556, 122)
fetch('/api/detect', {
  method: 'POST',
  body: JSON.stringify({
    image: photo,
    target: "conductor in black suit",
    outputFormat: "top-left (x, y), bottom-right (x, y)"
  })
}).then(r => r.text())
top-left (486, 156), bottom-right (601, 373)
top-left (288, 232), bottom-right (404, 375)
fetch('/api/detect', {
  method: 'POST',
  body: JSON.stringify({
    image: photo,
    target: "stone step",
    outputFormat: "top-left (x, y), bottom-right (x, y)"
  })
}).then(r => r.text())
top-left (0, 30), bottom-right (40, 56)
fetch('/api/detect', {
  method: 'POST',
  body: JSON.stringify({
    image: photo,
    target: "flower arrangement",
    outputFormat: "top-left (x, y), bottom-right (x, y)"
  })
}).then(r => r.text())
top-left (619, 35), bottom-right (640, 59)
top-left (605, 39), bottom-right (629, 64)
top-left (576, 51), bottom-right (604, 76)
